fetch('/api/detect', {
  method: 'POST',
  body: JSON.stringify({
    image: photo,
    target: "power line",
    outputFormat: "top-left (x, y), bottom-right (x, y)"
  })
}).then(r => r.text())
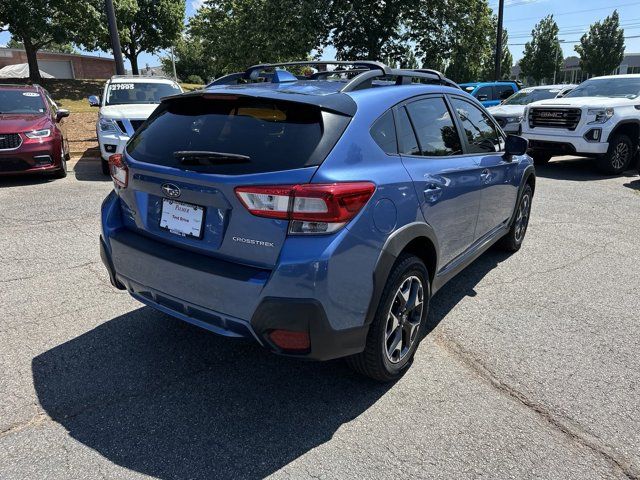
top-left (504, 1), bottom-right (640, 23)
top-left (508, 34), bottom-right (640, 45)
top-left (509, 20), bottom-right (640, 38)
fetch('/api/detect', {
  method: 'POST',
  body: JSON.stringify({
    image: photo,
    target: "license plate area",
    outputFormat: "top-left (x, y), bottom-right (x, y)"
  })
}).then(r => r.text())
top-left (160, 199), bottom-right (205, 239)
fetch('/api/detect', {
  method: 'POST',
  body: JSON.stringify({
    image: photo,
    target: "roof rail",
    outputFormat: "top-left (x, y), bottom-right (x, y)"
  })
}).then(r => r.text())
top-left (340, 68), bottom-right (459, 92)
top-left (244, 60), bottom-right (391, 80)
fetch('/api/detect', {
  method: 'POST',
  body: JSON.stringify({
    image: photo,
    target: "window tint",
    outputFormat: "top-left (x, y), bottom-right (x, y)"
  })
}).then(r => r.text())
top-left (475, 86), bottom-right (494, 100)
top-left (450, 98), bottom-right (501, 153)
top-left (405, 98), bottom-right (462, 156)
top-left (127, 96), bottom-right (348, 175)
top-left (396, 107), bottom-right (420, 156)
top-left (370, 110), bottom-right (397, 154)
top-left (496, 85), bottom-right (515, 100)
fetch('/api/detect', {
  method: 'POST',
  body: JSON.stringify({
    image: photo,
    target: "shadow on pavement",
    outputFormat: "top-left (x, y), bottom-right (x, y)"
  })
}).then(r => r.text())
top-left (535, 156), bottom-right (638, 181)
top-left (624, 178), bottom-right (640, 191)
top-left (32, 246), bottom-right (509, 479)
top-left (73, 147), bottom-right (109, 182)
top-left (0, 174), bottom-right (53, 187)
top-left (32, 308), bottom-right (390, 479)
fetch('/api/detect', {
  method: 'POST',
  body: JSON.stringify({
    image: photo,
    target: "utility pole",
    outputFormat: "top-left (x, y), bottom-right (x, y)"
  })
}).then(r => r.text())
top-left (170, 46), bottom-right (178, 81)
top-left (494, 0), bottom-right (505, 81)
top-left (105, 0), bottom-right (125, 75)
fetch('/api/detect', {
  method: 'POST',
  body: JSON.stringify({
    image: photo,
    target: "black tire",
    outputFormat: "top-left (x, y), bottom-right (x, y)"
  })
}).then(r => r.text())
top-left (101, 158), bottom-right (110, 175)
top-left (597, 134), bottom-right (634, 175)
top-left (531, 153), bottom-right (551, 165)
top-left (52, 144), bottom-right (67, 179)
top-left (499, 184), bottom-right (533, 252)
top-left (346, 254), bottom-right (430, 382)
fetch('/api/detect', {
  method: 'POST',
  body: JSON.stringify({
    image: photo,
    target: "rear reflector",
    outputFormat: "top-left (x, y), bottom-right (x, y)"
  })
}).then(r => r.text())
top-left (108, 153), bottom-right (128, 188)
top-left (268, 329), bottom-right (310, 351)
top-left (235, 182), bottom-right (375, 234)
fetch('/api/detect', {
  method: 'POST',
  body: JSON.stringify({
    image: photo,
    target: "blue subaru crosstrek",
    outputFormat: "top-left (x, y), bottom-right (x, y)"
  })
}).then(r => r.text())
top-left (100, 61), bottom-right (535, 381)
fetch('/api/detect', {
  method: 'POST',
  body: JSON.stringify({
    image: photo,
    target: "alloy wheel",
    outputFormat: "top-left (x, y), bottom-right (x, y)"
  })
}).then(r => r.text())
top-left (514, 193), bottom-right (531, 243)
top-left (611, 142), bottom-right (629, 170)
top-left (384, 276), bottom-right (424, 363)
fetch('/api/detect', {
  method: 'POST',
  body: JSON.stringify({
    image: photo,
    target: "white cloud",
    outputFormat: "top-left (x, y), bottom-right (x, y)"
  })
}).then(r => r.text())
top-left (190, 0), bottom-right (206, 11)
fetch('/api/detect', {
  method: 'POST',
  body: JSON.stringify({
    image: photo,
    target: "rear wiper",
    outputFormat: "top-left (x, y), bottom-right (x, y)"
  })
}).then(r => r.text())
top-left (174, 150), bottom-right (251, 165)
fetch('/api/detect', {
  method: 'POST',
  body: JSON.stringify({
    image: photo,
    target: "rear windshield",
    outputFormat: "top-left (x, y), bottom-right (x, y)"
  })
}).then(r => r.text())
top-left (127, 95), bottom-right (349, 175)
top-left (0, 90), bottom-right (46, 114)
top-left (106, 82), bottom-right (181, 105)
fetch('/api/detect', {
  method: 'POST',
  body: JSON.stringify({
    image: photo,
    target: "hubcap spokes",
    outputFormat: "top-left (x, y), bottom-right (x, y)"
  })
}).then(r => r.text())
top-left (384, 276), bottom-right (424, 363)
top-left (611, 143), bottom-right (629, 170)
top-left (514, 193), bottom-right (530, 242)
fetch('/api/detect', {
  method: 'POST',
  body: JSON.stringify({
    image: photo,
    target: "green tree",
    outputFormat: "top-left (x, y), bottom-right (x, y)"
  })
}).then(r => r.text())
top-left (7, 37), bottom-right (76, 54)
top-left (160, 34), bottom-right (216, 82)
top-left (329, 0), bottom-right (409, 63)
top-left (190, 0), bottom-right (330, 75)
top-left (83, 0), bottom-right (185, 75)
top-left (520, 15), bottom-right (563, 84)
top-left (0, 0), bottom-right (95, 81)
top-left (480, 17), bottom-right (513, 81)
top-left (575, 10), bottom-right (625, 77)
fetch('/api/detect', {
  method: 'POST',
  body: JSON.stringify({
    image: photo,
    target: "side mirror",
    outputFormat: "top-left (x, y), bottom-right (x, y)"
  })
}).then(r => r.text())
top-left (56, 109), bottom-right (70, 122)
top-left (504, 134), bottom-right (528, 158)
top-left (88, 95), bottom-right (100, 107)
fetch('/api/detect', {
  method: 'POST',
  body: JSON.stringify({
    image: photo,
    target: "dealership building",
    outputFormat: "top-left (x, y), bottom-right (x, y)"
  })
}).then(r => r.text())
top-left (0, 48), bottom-right (116, 79)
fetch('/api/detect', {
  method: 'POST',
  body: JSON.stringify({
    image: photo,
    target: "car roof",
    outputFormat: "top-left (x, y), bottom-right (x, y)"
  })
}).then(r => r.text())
top-left (109, 76), bottom-right (178, 84)
top-left (460, 81), bottom-right (516, 87)
top-left (523, 84), bottom-right (577, 90)
top-left (588, 74), bottom-right (640, 80)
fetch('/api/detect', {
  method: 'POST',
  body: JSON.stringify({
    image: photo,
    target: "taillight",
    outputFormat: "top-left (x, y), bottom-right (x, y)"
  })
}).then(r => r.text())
top-left (235, 182), bottom-right (375, 234)
top-left (108, 154), bottom-right (128, 188)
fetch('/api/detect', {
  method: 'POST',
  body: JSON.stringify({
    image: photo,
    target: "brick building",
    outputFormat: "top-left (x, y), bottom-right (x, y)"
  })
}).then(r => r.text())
top-left (0, 48), bottom-right (116, 79)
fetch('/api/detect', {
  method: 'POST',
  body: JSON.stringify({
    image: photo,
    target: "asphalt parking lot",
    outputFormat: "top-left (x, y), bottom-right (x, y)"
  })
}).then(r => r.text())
top-left (1, 157), bottom-right (639, 479)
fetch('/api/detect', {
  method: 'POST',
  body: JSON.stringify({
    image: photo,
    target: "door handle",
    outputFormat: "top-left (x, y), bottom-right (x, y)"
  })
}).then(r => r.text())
top-left (480, 169), bottom-right (491, 182)
top-left (424, 183), bottom-right (443, 202)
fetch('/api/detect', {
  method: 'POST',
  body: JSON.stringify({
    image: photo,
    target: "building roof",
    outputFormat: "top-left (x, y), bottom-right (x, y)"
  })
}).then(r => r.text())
top-left (0, 47), bottom-right (115, 62)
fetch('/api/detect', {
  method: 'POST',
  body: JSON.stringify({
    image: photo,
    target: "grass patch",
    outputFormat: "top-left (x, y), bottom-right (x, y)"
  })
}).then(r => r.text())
top-left (2, 78), bottom-right (203, 113)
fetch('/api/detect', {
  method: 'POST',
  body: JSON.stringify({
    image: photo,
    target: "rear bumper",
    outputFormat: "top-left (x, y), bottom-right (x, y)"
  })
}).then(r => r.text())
top-left (99, 232), bottom-right (369, 361)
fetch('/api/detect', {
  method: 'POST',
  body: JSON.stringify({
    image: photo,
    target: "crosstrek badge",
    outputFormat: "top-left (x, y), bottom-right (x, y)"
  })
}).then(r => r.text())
top-left (232, 236), bottom-right (275, 248)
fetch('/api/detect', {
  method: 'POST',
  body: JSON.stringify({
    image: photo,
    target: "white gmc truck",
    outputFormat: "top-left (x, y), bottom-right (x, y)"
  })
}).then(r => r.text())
top-left (521, 74), bottom-right (640, 174)
top-left (89, 75), bottom-right (182, 174)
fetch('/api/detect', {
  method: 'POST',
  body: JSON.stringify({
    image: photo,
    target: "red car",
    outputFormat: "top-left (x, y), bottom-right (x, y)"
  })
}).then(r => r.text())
top-left (0, 84), bottom-right (69, 178)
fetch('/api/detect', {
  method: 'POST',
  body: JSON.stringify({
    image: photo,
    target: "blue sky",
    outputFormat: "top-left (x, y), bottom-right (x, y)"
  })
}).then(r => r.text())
top-left (2, 0), bottom-right (639, 71)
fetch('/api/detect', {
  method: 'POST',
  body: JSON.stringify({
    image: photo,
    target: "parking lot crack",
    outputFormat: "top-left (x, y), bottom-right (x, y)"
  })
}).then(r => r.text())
top-left (434, 333), bottom-right (639, 480)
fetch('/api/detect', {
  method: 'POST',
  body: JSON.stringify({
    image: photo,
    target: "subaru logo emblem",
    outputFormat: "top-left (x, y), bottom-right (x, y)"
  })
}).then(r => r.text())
top-left (161, 183), bottom-right (181, 198)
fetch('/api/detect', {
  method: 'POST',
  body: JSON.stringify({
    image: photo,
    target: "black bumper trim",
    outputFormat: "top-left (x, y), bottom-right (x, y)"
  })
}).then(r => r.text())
top-left (100, 236), bottom-right (126, 290)
top-left (251, 297), bottom-right (369, 361)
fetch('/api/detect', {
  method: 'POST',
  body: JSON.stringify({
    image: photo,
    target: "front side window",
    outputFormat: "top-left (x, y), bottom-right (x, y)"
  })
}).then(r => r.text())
top-left (475, 86), bottom-right (494, 101)
top-left (496, 85), bottom-right (515, 100)
top-left (105, 82), bottom-right (182, 105)
top-left (450, 97), bottom-right (501, 154)
top-left (0, 90), bottom-right (46, 114)
top-left (406, 98), bottom-right (462, 156)
top-left (370, 110), bottom-right (397, 154)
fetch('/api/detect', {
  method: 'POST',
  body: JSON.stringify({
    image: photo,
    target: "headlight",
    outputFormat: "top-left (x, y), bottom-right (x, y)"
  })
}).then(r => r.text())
top-left (24, 129), bottom-right (51, 139)
top-left (506, 116), bottom-right (524, 124)
top-left (99, 118), bottom-right (118, 133)
top-left (587, 108), bottom-right (614, 124)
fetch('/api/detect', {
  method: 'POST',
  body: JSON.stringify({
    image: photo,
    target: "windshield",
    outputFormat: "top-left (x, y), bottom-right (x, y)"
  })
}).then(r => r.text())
top-left (0, 90), bottom-right (46, 114)
top-left (503, 88), bottom-right (563, 105)
top-left (105, 82), bottom-right (181, 106)
top-left (565, 78), bottom-right (640, 99)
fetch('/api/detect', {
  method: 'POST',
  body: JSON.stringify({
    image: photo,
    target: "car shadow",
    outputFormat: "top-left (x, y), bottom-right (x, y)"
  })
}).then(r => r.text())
top-left (0, 175), bottom-right (53, 187)
top-left (73, 147), bottom-right (109, 182)
top-left (534, 156), bottom-right (639, 181)
top-left (623, 178), bottom-right (640, 192)
top-left (32, 249), bottom-right (509, 479)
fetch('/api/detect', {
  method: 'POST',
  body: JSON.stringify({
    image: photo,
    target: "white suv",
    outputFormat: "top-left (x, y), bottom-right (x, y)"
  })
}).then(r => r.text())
top-left (521, 74), bottom-right (640, 174)
top-left (89, 75), bottom-right (182, 174)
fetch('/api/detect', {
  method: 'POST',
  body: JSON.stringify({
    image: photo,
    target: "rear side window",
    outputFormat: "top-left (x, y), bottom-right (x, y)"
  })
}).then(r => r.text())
top-left (127, 96), bottom-right (349, 175)
top-left (406, 98), bottom-right (462, 156)
top-left (450, 98), bottom-right (501, 153)
top-left (370, 110), bottom-right (397, 154)
top-left (396, 107), bottom-right (420, 156)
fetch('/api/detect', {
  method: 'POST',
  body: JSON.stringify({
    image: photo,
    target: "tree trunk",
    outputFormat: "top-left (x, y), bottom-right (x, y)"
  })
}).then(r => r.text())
top-left (128, 48), bottom-right (139, 75)
top-left (23, 39), bottom-right (41, 82)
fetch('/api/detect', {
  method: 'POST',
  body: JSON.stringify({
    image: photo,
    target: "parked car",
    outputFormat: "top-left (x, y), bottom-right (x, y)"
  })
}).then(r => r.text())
top-left (488, 84), bottom-right (576, 133)
top-left (89, 75), bottom-right (183, 175)
top-left (99, 61), bottom-right (535, 381)
top-left (459, 80), bottom-right (522, 107)
top-left (521, 74), bottom-right (640, 174)
top-left (0, 83), bottom-right (69, 178)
